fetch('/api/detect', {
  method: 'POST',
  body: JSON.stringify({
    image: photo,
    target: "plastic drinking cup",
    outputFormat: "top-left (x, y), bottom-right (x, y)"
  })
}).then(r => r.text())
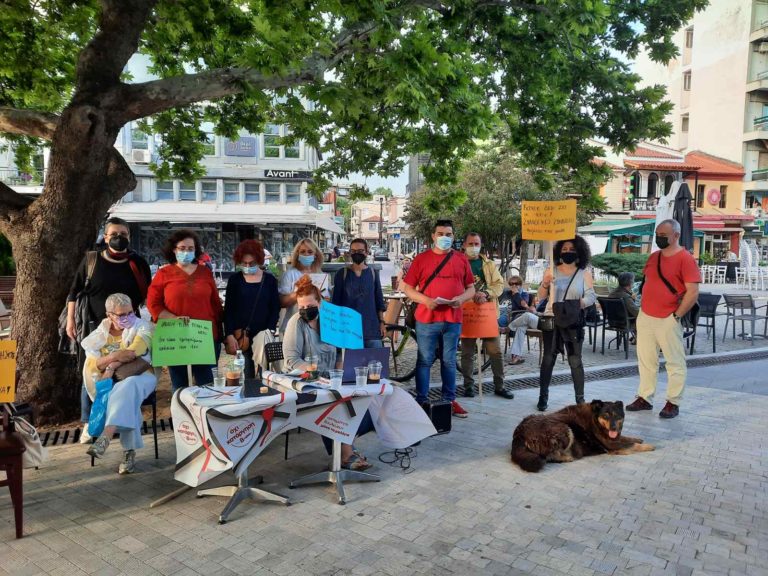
top-left (354, 366), bottom-right (369, 388)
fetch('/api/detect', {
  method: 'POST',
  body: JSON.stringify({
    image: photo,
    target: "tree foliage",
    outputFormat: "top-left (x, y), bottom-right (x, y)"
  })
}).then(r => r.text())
top-left (591, 252), bottom-right (650, 280)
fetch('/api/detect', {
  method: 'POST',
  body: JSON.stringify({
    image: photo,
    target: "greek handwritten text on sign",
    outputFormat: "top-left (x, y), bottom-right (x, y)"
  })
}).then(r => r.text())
top-left (521, 200), bottom-right (578, 241)
top-left (0, 340), bottom-right (17, 402)
top-left (152, 319), bottom-right (216, 366)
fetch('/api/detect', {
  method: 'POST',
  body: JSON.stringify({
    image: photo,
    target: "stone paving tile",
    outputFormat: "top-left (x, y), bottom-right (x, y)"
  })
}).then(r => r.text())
top-left (3, 359), bottom-right (768, 575)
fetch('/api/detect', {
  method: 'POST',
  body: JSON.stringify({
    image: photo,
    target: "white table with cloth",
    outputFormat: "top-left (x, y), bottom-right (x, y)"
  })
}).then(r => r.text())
top-left (170, 374), bottom-right (436, 520)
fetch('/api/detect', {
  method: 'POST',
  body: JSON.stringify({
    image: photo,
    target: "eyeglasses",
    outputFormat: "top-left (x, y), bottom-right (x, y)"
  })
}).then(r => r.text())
top-left (509, 282), bottom-right (522, 286)
top-left (107, 311), bottom-right (133, 319)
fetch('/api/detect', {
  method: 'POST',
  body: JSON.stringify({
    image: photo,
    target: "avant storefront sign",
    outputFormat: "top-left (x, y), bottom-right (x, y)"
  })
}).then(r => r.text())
top-left (264, 169), bottom-right (313, 180)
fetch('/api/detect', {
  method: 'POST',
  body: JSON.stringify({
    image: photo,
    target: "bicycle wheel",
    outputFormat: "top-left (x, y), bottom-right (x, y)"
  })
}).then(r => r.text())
top-left (385, 324), bottom-right (419, 382)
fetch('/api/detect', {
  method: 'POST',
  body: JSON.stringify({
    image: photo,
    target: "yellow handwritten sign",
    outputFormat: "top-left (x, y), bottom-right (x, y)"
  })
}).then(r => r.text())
top-left (0, 340), bottom-right (17, 403)
top-left (460, 302), bottom-right (499, 339)
top-left (521, 200), bottom-right (578, 241)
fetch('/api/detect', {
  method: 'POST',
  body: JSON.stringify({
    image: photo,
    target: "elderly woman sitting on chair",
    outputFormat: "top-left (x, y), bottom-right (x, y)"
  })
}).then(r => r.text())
top-left (82, 293), bottom-right (156, 474)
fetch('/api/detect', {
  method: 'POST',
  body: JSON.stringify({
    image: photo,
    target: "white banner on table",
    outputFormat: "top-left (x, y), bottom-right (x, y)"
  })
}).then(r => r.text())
top-left (367, 386), bottom-right (437, 448)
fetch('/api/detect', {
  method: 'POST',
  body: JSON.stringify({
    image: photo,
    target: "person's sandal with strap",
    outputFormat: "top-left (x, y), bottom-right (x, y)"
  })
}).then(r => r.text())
top-left (342, 453), bottom-right (373, 471)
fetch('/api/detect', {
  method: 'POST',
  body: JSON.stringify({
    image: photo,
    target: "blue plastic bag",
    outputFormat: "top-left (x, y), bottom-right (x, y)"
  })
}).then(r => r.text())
top-left (88, 377), bottom-right (114, 437)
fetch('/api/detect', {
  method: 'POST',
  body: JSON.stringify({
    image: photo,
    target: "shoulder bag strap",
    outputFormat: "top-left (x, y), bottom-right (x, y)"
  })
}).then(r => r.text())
top-left (655, 252), bottom-right (679, 296)
top-left (420, 251), bottom-right (453, 293)
top-left (559, 270), bottom-right (579, 302)
top-left (127, 256), bottom-right (148, 301)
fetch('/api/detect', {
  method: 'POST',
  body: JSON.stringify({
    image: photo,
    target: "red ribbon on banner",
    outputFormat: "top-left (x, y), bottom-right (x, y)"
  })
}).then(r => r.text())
top-left (314, 394), bottom-right (355, 426)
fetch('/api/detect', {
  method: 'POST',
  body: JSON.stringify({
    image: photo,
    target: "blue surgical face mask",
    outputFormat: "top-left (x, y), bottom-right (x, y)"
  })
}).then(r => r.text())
top-left (176, 250), bottom-right (195, 264)
top-left (435, 236), bottom-right (453, 251)
top-left (240, 264), bottom-right (259, 275)
top-left (298, 254), bottom-right (315, 267)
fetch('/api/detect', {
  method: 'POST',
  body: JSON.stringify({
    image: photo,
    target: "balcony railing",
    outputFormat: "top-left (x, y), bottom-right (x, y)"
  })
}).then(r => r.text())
top-left (0, 168), bottom-right (46, 187)
top-left (622, 197), bottom-right (658, 211)
top-left (755, 115), bottom-right (768, 128)
top-left (752, 168), bottom-right (768, 181)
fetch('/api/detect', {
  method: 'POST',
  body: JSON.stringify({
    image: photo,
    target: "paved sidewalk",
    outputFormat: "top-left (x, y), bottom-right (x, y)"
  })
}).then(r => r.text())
top-left (2, 360), bottom-right (767, 575)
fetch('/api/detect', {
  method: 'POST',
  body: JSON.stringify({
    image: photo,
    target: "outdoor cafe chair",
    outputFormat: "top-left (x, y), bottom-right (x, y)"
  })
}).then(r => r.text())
top-left (596, 297), bottom-right (631, 359)
top-left (0, 403), bottom-right (25, 538)
top-left (721, 294), bottom-right (768, 346)
top-left (89, 391), bottom-right (159, 467)
top-left (714, 265), bottom-right (727, 284)
top-left (695, 293), bottom-right (723, 354)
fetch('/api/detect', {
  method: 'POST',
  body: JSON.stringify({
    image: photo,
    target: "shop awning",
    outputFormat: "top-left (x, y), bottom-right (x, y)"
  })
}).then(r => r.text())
top-left (578, 220), bottom-right (656, 236)
top-left (315, 216), bottom-right (346, 235)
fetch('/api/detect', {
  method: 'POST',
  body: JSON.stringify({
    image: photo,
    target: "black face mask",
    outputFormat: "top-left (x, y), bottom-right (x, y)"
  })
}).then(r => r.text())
top-left (560, 252), bottom-right (578, 265)
top-left (350, 253), bottom-right (366, 265)
top-left (655, 236), bottom-right (670, 250)
top-left (108, 236), bottom-right (129, 252)
top-left (299, 306), bottom-right (319, 322)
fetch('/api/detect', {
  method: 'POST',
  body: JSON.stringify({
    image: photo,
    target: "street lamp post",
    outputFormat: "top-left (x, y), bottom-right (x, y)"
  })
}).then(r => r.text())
top-left (378, 197), bottom-right (384, 249)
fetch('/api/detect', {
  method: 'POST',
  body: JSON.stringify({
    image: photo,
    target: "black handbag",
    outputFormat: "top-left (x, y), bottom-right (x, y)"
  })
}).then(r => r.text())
top-left (405, 252), bottom-right (453, 329)
top-left (553, 271), bottom-right (584, 329)
top-left (537, 315), bottom-right (554, 332)
top-left (58, 251), bottom-right (98, 355)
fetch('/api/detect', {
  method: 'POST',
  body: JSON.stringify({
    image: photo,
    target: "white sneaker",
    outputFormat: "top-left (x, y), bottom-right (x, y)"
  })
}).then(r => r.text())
top-left (118, 450), bottom-right (136, 475)
top-left (79, 423), bottom-right (92, 444)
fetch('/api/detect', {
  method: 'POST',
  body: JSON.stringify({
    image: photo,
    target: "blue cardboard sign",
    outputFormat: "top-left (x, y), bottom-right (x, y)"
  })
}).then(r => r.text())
top-left (224, 137), bottom-right (257, 157)
top-left (319, 302), bottom-right (364, 350)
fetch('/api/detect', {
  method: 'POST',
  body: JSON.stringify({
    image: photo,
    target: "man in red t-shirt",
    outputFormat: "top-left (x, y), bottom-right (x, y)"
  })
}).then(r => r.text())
top-left (402, 219), bottom-right (476, 417)
top-left (627, 219), bottom-right (701, 419)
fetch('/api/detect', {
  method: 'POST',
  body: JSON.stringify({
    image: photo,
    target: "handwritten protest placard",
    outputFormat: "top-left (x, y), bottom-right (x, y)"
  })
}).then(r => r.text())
top-left (460, 302), bottom-right (499, 339)
top-left (319, 301), bottom-right (364, 350)
top-left (522, 200), bottom-right (577, 241)
top-left (0, 340), bottom-right (17, 403)
top-left (152, 319), bottom-right (216, 366)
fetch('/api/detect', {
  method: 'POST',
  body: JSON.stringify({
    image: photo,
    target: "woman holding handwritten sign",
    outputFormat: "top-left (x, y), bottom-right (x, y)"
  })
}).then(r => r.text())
top-left (283, 275), bottom-right (374, 471)
top-left (147, 230), bottom-right (223, 391)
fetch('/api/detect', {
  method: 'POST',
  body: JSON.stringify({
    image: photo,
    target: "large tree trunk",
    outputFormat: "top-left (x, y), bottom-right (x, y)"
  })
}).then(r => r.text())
top-left (518, 239), bottom-right (529, 282)
top-left (5, 104), bottom-right (133, 423)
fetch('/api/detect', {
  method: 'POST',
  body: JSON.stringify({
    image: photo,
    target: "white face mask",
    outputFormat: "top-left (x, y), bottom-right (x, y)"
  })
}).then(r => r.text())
top-left (465, 246), bottom-right (480, 258)
top-left (435, 236), bottom-right (453, 251)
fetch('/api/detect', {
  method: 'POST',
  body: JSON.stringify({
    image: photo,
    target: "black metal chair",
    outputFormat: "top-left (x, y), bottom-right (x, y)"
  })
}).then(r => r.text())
top-left (596, 297), bottom-right (631, 359)
top-left (263, 341), bottom-right (295, 461)
top-left (695, 293), bottom-right (723, 354)
top-left (584, 304), bottom-right (602, 346)
top-left (722, 294), bottom-right (768, 346)
top-left (90, 390), bottom-right (158, 467)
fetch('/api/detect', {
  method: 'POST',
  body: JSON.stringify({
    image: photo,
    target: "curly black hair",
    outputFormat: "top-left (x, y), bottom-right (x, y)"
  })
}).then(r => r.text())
top-left (553, 235), bottom-right (591, 270)
top-left (162, 229), bottom-right (202, 264)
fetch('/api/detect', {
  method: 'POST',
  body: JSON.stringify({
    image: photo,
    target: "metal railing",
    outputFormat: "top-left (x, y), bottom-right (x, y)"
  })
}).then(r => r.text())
top-left (752, 168), bottom-right (768, 181)
top-left (622, 197), bottom-right (658, 211)
top-left (0, 168), bottom-right (45, 187)
top-left (754, 115), bottom-right (768, 128)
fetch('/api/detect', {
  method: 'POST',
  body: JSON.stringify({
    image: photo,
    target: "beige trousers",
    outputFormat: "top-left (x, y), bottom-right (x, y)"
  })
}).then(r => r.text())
top-left (636, 310), bottom-right (686, 405)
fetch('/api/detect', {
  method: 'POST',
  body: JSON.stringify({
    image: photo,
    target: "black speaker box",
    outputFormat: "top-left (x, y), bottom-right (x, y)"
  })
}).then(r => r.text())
top-left (422, 400), bottom-right (451, 434)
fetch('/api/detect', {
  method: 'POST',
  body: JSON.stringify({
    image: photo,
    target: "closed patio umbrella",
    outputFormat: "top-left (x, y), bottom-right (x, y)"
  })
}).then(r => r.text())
top-left (652, 180), bottom-right (679, 253)
top-left (672, 182), bottom-right (694, 251)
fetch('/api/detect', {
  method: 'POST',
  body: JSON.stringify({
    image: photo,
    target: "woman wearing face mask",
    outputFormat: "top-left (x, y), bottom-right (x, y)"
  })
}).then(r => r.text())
top-left (81, 293), bottom-right (156, 474)
top-left (223, 240), bottom-right (280, 376)
top-left (283, 275), bottom-right (374, 470)
top-left (331, 238), bottom-right (386, 348)
top-left (536, 235), bottom-right (596, 411)
top-left (147, 229), bottom-right (223, 391)
top-left (278, 238), bottom-right (329, 333)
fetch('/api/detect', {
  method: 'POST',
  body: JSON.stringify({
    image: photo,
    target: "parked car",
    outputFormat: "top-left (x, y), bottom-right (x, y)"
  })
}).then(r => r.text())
top-left (373, 249), bottom-right (389, 261)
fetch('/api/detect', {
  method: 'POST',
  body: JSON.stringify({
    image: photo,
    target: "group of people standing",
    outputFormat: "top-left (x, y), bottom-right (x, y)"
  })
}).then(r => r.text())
top-left (66, 214), bottom-right (700, 475)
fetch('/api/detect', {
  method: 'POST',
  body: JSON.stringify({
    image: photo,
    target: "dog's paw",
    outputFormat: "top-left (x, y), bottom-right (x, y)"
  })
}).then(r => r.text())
top-left (636, 443), bottom-right (655, 452)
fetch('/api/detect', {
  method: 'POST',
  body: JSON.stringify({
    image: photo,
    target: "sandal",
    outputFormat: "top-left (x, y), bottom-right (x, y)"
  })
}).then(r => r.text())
top-left (507, 357), bottom-right (525, 365)
top-left (342, 453), bottom-right (373, 471)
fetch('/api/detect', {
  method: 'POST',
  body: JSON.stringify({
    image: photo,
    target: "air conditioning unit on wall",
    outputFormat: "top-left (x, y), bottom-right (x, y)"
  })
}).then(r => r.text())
top-left (131, 149), bottom-right (151, 164)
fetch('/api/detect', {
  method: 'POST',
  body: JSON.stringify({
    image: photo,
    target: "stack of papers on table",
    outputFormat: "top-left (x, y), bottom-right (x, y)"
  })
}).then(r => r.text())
top-left (194, 386), bottom-right (243, 406)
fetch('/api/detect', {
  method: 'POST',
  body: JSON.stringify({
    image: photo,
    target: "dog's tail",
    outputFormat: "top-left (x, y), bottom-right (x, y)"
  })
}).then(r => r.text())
top-left (511, 437), bottom-right (545, 473)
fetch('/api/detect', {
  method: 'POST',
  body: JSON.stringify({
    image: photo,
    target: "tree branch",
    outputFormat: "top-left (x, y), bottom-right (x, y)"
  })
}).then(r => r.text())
top-left (74, 0), bottom-right (157, 96)
top-left (105, 148), bottom-right (137, 203)
top-left (0, 180), bottom-right (35, 229)
top-left (0, 107), bottom-right (59, 140)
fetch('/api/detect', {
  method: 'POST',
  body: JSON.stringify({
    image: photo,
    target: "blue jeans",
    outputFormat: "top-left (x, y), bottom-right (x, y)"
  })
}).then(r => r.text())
top-left (364, 339), bottom-right (383, 348)
top-left (81, 385), bottom-right (91, 423)
top-left (414, 321), bottom-right (461, 404)
top-left (168, 341), bottom-right (222, 392)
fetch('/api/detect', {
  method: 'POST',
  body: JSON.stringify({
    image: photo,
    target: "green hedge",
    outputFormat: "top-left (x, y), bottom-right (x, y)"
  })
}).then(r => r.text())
top-left (0, 235), bottom-right (14, 275)
top-left (591, 253), bottom-right (649, 280)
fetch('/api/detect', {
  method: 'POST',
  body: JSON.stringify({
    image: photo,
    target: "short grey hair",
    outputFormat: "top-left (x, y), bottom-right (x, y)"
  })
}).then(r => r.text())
top-left (105, 293), bottom-right (132, 312)
top-left (658, 219), bottom-right (681, 234)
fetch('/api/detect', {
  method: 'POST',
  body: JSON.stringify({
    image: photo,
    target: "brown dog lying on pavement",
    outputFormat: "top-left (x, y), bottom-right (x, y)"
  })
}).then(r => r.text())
top-left (511, 400), bottom-right (654, 472)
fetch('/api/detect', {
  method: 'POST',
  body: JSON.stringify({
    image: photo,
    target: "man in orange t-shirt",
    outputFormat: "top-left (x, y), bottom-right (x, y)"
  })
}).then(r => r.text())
top-left (627, 219), bottom-right (701, 419)
top-left (402, 219), bottom-right (476, 417)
